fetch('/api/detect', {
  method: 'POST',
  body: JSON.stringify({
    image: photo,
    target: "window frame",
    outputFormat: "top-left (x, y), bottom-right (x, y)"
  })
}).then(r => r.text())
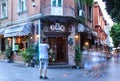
top-left (51, 0), bottom-right (63, 7)
top-left (17, 0), bottom-right (26, 13)
top-left (87, 5), bottom-right (92, 21)
top-left (78, 0), bottom-right (85, 17)
top-left (0, 1), bottom-right (8, 19)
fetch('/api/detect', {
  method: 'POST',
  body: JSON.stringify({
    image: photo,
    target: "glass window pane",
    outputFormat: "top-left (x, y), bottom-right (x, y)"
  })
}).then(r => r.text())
top-left (58, 0), bottom-right (61, 7)
top-left (52, 0), bottom-right (56, 7)
top-left (22, 1), bottom-right (24, 11)
top-left (2, 3), bottom-right (7, 17)
top-left (19, 0), bottom-right (22, 9)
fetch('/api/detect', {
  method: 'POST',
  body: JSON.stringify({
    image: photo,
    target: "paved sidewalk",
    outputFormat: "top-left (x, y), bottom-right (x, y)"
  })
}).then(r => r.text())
top-left (0, 59), bottom-right (120, 81)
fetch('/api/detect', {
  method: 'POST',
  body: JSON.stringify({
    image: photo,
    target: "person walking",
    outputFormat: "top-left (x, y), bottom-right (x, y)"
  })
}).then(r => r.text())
top-left (91, 46), bottom-right (100, 78)
top-left (114, 49), bottom-right (119, 63)
top-left (39, 37), bottom-right (49, 79)
top-left (82, 48), bottom-right (89, 76)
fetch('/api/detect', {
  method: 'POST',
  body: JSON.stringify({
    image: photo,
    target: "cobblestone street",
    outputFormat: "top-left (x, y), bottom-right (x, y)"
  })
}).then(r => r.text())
top-left (0, 59), bottom-right (120, 81)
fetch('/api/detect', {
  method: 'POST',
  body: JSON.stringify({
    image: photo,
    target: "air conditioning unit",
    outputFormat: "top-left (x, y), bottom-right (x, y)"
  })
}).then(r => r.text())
top-left (79, 9), bottom-right (84, 16)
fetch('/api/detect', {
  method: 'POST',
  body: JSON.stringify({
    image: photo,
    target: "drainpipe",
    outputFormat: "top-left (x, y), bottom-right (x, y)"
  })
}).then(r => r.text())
top-left (12, 37), bottom-right (15, 51)
top-left (11, 0), bottom-right (15, 52)
top-left (38, 19), bottom-right (41, 60)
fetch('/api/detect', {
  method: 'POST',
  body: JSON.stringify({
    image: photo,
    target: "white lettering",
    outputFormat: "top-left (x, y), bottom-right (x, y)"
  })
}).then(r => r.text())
top-left (50, 23), bottom-right (65, 32)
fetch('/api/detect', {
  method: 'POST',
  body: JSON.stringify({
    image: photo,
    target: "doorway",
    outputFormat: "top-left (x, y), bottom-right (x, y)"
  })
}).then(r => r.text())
top-left (48, 37), bottom-right (67, 64)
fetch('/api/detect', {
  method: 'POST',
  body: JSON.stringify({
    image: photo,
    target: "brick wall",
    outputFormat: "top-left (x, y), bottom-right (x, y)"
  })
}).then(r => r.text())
top-left (0, 0), bottom-right (41, 25)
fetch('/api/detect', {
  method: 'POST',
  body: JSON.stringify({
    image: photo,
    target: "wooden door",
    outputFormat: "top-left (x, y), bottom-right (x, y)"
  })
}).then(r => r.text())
top-left (48, 37), bottom-right (67, 64)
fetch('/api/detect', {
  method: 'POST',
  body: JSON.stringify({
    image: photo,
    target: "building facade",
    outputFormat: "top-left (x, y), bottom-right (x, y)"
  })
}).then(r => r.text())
top-left (93, 2), bottom-right (107, 48)
top-left (0, 0), bottom-right (110, 66)
top-left (40, 0), bottom-right (77, 65)
top-left (0, 0), bottom-right (41, 62)
top-left (77, 0), bottom-right (98, 50)
top-left (0, 0), bottom-right (78, 65)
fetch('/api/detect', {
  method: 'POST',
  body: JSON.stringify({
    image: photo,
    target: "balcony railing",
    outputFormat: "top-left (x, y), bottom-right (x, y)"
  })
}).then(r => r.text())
top-left (40, 5), bottom-right (75, 17)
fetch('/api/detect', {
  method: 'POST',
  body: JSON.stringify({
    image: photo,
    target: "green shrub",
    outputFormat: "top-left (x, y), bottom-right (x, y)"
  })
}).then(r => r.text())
top-left (20, 46), bottom-right (35, 63)
top-left (75, 46), bottom-right (82, 66)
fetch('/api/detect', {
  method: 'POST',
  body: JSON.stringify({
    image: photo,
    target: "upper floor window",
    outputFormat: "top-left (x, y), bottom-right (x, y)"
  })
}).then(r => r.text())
top-left (51, 0), bottom-right (62, 7)
top-left (52, 0), bottom-right (56, 7)
top-left (78, 0), bottom-right (85, 17)
top-left (87, 6), bottom-right (92, 20)
top-left (1, 2), bottom-right (7, 18)
top-left (18, 0), bottom-right (26, 13)
top-left (51, 0), bottom-right (63, 15)
top-left (58, 0), bottom-right (62, 7)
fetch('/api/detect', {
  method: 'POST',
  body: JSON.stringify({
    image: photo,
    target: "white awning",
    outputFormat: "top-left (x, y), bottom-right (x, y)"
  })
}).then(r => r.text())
top-left (91, 30), bottom-right (98, 37)
top-left (4, 22), bottom-right (32, 37)
top-left (106, 35), bottom-right (114, 47)
top-left (78, 24), bottom-right (85, 32)
top-left (0, 28), bottom-right (6, 35)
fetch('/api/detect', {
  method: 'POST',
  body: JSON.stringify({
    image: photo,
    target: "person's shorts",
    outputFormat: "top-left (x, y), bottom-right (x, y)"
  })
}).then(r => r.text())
top-left (39, 59), bottom-right (48, 69)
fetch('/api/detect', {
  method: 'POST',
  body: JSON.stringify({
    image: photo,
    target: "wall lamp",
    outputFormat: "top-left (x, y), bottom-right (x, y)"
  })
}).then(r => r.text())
top-left (84, 41), bottom-right (89, 47)
top-left (75, 33), bottom-right (79, 39)
top-left (31, 0), bottom-right (36, 7)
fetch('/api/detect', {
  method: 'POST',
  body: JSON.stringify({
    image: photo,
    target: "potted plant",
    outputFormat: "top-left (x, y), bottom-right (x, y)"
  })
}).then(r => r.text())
top-left (74, 46), bottom-right (82, 69)
top-left (5, 47), bottom-right (14, 63)
top-left (20, 46), bottom-right (35, 66)
top-left (32, 43), bottom-right (39, 67)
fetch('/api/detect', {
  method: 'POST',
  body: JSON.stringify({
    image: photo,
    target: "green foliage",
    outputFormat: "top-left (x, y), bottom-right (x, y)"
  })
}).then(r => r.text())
top-left (110, 23), bottom-right (120, 47)
top-left (20, 46), bottom-right (35, 63)
top-left (33, 43), bottom-right (39, 65)
top-left (75, 46), bottom-right (82, 66)
top-left (105, 0), bottom-right (120, 22)
top-left (76, 16), bottom-right (85, 24)
top-left (5, 47), bottom-right (12, 59)
top-left (33, 43), bottom-right (39, 54)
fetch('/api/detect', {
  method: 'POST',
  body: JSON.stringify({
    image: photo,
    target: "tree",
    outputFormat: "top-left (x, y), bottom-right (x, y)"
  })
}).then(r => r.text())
top-left (110, 23), bottom-right (120, 47)
top-left (105, 0), bottom-right (120, 22)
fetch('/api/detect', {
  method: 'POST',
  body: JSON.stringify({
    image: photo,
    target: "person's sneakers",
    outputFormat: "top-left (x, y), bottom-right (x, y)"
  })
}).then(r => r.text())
top-left (39, 76), bottom-right (43, 79)
top-left (43, 76), bottom-right (48, 79)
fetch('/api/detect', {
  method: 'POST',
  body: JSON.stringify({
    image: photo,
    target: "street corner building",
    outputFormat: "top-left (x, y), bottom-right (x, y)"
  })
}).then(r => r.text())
top-left (0, 0), bottom-right (113, 66)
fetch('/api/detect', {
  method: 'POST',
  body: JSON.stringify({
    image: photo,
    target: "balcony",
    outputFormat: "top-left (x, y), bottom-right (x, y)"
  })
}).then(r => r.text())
top-left (40, 5), bottom-right (75, 17)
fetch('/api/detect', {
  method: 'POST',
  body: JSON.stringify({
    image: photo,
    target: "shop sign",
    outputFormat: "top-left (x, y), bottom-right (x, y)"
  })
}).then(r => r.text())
top-left (50, 23), bottom-right (65, 32)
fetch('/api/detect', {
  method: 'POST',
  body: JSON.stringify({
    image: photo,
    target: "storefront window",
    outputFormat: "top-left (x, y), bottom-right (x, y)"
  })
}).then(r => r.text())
top-left (15, 36), bottom-right (28, 51)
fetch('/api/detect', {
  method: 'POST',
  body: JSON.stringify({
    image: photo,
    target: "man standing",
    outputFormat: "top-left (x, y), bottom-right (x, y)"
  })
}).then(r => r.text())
top-left (39, 38), bottom-right (49, 79)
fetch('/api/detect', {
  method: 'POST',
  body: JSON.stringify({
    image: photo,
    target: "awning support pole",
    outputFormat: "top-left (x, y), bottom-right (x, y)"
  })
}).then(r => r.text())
top-left (38, 19), bottom-right (41, 61)
top-left (12, 37), bottom-right (15, 51)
